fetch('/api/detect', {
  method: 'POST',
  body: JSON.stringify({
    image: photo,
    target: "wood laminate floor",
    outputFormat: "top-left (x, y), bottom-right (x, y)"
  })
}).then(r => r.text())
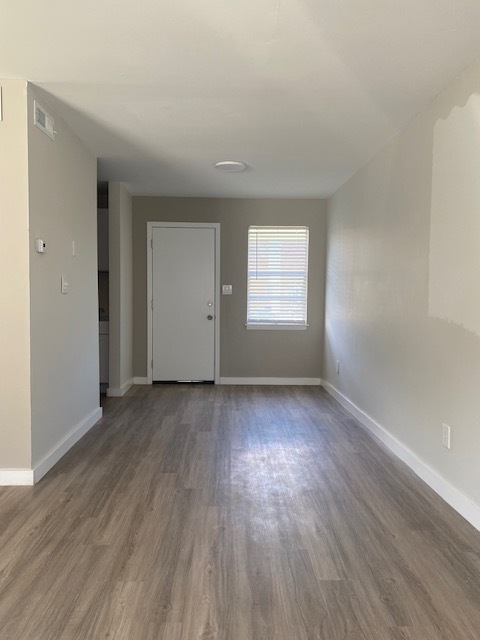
top-left (1, 385), bottom-right (480, 639)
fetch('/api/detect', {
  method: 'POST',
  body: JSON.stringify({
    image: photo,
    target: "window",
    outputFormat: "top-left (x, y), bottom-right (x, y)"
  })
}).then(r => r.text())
top-left (247, 226), bottom-right (309, 329)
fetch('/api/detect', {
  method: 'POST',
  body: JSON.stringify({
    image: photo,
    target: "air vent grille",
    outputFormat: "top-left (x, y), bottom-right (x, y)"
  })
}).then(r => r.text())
top-left (34, 101), bottom-right (55, 140)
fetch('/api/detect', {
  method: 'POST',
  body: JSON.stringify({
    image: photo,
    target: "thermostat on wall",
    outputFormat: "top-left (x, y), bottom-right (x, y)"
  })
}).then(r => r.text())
top-left (36, 239), bottom-right (46, 253)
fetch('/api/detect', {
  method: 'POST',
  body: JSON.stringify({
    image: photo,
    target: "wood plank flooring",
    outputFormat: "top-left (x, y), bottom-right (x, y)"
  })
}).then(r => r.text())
top-left (1, 385), bottom-right (480, 639)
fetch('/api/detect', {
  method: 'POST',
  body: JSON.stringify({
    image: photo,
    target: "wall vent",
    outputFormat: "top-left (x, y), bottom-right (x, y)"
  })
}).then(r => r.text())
top-left (34, 100), bottom-right (55, 140)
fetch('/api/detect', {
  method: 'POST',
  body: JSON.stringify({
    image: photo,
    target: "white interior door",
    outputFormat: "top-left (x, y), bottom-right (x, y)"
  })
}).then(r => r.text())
top-left (152, 226), bottom-right (216, 382)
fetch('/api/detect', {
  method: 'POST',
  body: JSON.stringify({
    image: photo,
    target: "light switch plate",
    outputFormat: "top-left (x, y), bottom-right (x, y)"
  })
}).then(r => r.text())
top-left (61, 276), bottom-right (70, 294)
top-left (222, 284), bottom-right (233, 295)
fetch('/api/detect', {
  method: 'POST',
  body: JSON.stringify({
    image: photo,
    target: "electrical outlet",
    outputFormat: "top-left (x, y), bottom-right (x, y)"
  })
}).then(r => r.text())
top-left (336, 360), bottom-right (340, 375)
top-left (442, 423), bottom-right (451, 449)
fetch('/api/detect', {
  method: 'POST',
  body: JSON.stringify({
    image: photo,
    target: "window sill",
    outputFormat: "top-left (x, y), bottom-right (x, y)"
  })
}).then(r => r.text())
top-left (246, 323), bottom-right (308, 331)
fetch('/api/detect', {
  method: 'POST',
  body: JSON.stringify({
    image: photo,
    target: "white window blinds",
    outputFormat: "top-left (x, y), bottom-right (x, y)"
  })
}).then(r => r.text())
top-left (247, 226), bottom-right (309, 326)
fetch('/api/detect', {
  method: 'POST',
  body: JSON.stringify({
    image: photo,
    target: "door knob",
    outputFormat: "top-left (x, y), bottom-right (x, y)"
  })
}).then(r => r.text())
top-left (207, 315), bottom-right (213, 320)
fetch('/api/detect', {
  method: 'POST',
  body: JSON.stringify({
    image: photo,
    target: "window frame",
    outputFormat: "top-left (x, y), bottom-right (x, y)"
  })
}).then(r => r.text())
top-left (246, 225), bottom-right (309, 331)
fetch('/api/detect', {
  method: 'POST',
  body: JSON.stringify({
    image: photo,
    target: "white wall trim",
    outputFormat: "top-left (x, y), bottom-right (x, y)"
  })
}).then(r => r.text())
top-left (220, 377), bottom-right (322, 386)
top-left (322, 381), bottom-right (480, 533)
top-left (33, 407), bottom-right (103, 483)
top-left (0, 469), bottom-right (34, 486)
top-left (107, 379), bottom-right (134, 397)
top-left (147, 221), bottom-right (221, 385)
top-left (133, 377), bottom-right (150, 385)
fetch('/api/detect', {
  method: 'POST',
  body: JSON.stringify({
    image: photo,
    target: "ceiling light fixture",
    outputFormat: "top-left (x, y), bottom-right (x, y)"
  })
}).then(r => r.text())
top-left (214, 160), bottom-right (248, 172)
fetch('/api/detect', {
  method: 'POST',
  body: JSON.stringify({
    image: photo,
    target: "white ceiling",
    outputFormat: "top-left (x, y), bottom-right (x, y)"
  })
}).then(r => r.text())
top-left (2, 0), bottom-right (480, 198)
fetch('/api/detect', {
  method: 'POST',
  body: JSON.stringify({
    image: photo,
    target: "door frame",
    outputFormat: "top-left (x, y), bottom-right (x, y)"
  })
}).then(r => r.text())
top-left (146, 221), bottom-right (221, 385)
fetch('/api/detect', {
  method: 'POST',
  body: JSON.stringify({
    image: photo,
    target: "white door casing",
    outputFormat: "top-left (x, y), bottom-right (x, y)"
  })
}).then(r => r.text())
top-left (147, 222), bottom-right (220, 384)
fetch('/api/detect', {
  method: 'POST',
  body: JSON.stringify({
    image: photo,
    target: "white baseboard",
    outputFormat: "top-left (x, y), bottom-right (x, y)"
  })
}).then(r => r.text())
top-left (107, 378), bottom-right (134, 397)
top-left (33, 407), bottom-right (103, 483)
top-left (322, 380), bottom-right (480, 532)
top-left (133, 377), bottom-right (150, 385)
top-left (0, 469), bottom-right (34, 486)
top-left (220, 377), bottom-right (322, 386)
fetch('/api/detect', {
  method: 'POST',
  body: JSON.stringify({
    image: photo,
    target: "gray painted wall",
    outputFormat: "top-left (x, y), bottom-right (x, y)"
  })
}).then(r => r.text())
top-left (324, 57), bottom-right (480, 509)
top-left (109, 182), bottom-right (133, 393)
top-left (133, 198), bottom-right (327, 379)
top-left (28, 85), bottom-right (100, 467)
top-left (0, 79), bottom-right (32, 469)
